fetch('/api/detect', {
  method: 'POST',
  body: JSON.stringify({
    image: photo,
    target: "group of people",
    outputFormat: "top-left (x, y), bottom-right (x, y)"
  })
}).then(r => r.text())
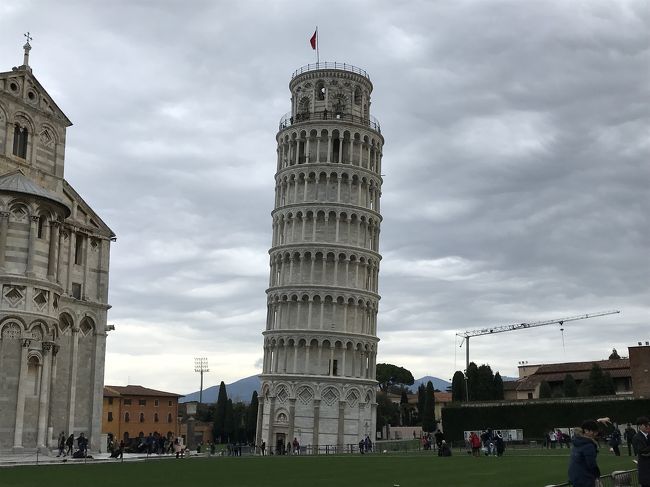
top-left (568, 416), bottom-right (650, 487)
top-left (56, 431), bottom-right (89, 458)
top-left (545, 429), bottom-right (571, 448)
top-left (467, 429), bottom-right (506, 457)
top-left (358, 435), bottom-right (373, 453)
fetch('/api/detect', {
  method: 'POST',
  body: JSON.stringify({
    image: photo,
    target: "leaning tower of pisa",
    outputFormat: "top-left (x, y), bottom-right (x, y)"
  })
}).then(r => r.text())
top-left (257, 63), bottom-right (384, 453)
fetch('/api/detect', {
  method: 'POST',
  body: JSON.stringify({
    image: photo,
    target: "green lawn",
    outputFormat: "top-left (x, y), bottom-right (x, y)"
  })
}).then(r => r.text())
top-left (0, 449), bottom-right (638, 487)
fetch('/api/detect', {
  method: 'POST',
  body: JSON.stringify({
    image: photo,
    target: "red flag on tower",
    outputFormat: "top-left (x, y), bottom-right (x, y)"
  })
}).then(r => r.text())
top-left (310, 29), bottom-right (317, 50)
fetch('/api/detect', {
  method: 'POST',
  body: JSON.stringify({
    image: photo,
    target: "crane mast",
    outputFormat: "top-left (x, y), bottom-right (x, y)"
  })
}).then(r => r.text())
top-left (456, 310), bottom-right (620, 373)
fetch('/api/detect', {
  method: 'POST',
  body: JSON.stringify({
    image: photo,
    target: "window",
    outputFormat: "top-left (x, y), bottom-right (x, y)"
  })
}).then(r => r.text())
top-left (124, 399), bottom-right (132, 405)
top-left (330, 359), bottom-right (338, 376)
top-left (74, 234), bottom-right (83, 265)
top-left (37, 217), bottom-right (45, 239)
top-left (125, 412), bottom-right (130, 422)
top-left (154, 399), bottom-right (159, 407)
top-left (108, 397), bottom-right (113, 405)
top-left (71, 283), bottom-right (82, 300)
top-left (12, 124), bottom-right (28, 159)
top-left (139, 399), bottom-right (146, 406)
top-left (108, 412), bottom-right (113, 422)
top-left (168, 400), bottom-right (172, 406)
top-left (154, 413), bottom-right (159, 423)
top-left (139, 412), bottom-right (145, 423)
top-left (167, 413), bottom-right (173, 423)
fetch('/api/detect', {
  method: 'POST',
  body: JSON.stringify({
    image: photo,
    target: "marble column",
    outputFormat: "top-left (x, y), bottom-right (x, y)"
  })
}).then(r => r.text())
top-left (337, 401), bottom-right (345, 450)
top-left (66, 328), bottom-right (79, 435)
top-left (255, 396), bottom-right (265, 449)
top-left (26, 215), bottom-right (39, 276)
top-left (312, 399), bottom-right (320, 453)
top-left (13, 339), bottom-right (31, 449)
top-left (0, 211), bottom-right (9, 270)
top-left (266, 396), bottom-right (276, 452)
top-left (36, 342), bottom-right (53, 449)
top-left (47, 221), bottom-right (60, 281)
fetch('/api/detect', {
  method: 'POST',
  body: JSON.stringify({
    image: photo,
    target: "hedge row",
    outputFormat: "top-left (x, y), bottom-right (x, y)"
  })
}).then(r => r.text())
top-left (441, 397), bottom-right (650, 441)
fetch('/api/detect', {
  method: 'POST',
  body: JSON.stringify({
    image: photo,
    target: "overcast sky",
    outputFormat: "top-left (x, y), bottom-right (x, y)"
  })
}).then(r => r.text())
top-left (1, 0), bottom-right (648, 395)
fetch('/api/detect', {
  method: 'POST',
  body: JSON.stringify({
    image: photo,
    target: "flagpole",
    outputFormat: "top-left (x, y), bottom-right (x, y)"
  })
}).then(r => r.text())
top-left (316, 27), bottom-right (319, 65)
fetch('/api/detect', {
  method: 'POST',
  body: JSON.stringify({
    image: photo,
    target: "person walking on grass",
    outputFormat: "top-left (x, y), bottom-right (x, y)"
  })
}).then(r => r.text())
top-left (65, 433), bottom-right (74, 456)
top-left (625, 423), bottom-right (637, 456)
top-left (568, 420), bottom-right (602, 487)
top-left (632, 416), bottom-right (650, 487)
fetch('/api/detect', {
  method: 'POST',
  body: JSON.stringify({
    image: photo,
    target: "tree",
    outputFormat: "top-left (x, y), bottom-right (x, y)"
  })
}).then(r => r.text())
top-left (451, 371), bottom-right (466, 402)
top-left (539, 380), bottom-right (552, 398)
top-left (376, 363), bottom-right (415, 393)
top-left (563, 374), bottom-right (578, 397)
top-left (475, 364), bottom-right (495, 400)
top-left (493, 372), bottom-right (504, 400)
top-left (376, 391), bottom-right (400, 433)
top-left (213, 381), bottom-right (229, 442)
top-left (466, 362), bottom-right (479, 401)
top-left (421, 381), bottom-right (436, 432)
top-left (245, 391), bottom-right (259, 442)
top-left (417, 384), bottom-right (426, 421)
top-left (224, 399), bottom-right (235, 442)
top-left (588, 363), bottom-right (616, 396)
top-left (399, 390), bottom-right (409, 426)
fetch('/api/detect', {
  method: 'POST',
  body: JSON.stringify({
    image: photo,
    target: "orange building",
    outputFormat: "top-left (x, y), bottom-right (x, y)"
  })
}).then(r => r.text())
top-left (102, 385), bottom-right (182, 444)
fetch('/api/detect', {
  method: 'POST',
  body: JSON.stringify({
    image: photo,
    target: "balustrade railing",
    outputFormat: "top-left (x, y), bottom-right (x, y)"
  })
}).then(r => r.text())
top-left (291, 62), bottom-right (371, 81)
top-left (279, 111), bottom-right (381, 133)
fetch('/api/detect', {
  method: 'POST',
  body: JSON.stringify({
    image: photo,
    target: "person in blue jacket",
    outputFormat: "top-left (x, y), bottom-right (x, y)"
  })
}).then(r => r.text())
top-left (568, 420), bottom-right (602, 487)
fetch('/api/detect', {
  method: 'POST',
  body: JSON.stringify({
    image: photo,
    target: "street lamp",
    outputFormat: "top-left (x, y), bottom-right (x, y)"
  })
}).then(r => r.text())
top-left (194, 357), bottom-right (209, 403)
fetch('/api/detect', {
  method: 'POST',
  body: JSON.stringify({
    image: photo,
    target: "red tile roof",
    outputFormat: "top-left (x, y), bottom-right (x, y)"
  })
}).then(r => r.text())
top-left (103, 385), bottom-right (182, 397)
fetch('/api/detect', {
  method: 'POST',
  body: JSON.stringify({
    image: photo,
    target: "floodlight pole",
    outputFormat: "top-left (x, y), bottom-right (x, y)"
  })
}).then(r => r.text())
top-left (194, 357), bottom-right (209, 404)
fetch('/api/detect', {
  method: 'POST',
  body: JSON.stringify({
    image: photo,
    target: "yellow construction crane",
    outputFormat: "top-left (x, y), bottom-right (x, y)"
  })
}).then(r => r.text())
top-left (457, 310), bottom-right (621, 372)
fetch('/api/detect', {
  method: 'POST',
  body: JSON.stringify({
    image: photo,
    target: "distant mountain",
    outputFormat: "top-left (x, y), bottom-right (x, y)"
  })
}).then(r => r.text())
top-left (181, 374), bottom-right (453, 403)
top-left (180, 375), bottom-right (261, 404)
top-left (410, 376), bottom-right (452, 393)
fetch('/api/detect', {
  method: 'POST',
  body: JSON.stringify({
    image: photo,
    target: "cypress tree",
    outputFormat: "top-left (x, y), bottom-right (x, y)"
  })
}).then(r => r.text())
top-left (224, 398), bottom-right (234, 443)
top-left (417, 383), bottom-right (426, 421)
top-left (563, 374), bottom-right (578, 397)
top-left (213, 381), bottom-right (228, 443)
top-left (421, 381), bottom-right (436, 432)
top-left (476, 364), bottom-right (495, 400)
top-left (466, 362), bottom-right (479, 401)
top-left (539, 380), bottom-right (552, 398)
top-left (493, 372), bottom-right (504, 400)
top-left (451, 371), bottom-right (466, 402)
top-left (246, 391), bottom-right (259, 442)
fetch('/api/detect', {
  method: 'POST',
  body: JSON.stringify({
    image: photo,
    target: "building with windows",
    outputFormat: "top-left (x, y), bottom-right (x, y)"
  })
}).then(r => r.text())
top-left (257, 62), bottom-right (384, 452)
top-left (0, 40), bottom-right (114, 452)
top-left (102, 385), bottom-right (181, 445)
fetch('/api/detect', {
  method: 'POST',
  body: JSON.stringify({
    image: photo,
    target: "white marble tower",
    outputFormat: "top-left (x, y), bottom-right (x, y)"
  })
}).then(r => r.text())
top-left (257, 63), bottom-right (384, 452)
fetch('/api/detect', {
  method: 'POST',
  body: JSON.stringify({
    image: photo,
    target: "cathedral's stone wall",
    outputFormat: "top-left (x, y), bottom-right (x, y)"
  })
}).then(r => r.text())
top-left (0, 50), bottom-right (113, 452)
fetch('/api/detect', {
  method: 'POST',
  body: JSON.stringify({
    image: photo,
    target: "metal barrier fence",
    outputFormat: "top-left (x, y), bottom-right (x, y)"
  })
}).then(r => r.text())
top-left (545, 469), bottom-right (638, 487)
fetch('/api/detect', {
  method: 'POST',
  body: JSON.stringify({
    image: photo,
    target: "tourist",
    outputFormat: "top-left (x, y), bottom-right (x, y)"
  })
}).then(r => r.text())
top-left (65, 433), bottom-right (74, 456)
top-left (57, 431), bottom-right (66, 457)
top-left (568, 420), bottom-right (601, 487)
top-left (632, 416), bottom-right (650, 487)
top-left (292, 437), bottom-right (300, 455)
top-left (359, 438), bottom-right (365, 454)
top-left (260, 440), bottom-right (266, 456)
top-left (77, 432), bottom-right (88, 456)
top-left (469, 431), bottom-right (481, 457)
top-left (438, 440), bottom-right (452, 457)
top-left (608, 427), bottom-right (621, 456)
top-left (434, 429), bottom-right (444, 450)
top-left (625, 423), bottom-right (637, 456)
top-left (494, 430), bottom-right (505, 457)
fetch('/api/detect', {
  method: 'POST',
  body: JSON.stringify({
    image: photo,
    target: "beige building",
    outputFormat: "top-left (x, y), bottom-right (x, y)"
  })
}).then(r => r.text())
top-left (102, 386), bottom-right (181, 444)
top-left (257, 62), bottom-right (384, 452)
top-left (0, 40), bottom-right (114, 452)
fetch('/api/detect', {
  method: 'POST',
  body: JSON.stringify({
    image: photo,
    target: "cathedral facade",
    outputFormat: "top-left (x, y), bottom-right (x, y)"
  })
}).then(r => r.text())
top-left (257, 63), bottom-right (383, 452)
top-left (0, 41), bottom-right (114, 452)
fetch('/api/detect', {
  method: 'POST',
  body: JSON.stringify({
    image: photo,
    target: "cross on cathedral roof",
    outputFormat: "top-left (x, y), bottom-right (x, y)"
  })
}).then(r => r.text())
top-left (22, 31), bottom-right (33, 71)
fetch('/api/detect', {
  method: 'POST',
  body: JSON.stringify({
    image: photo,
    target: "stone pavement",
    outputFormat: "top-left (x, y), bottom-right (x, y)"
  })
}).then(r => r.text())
top-left (0, 450), bottom-right (187, 467)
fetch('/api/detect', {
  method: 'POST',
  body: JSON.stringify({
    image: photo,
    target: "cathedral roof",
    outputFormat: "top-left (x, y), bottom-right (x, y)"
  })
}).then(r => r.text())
top-left (0, 169), bottom-right (70, 216)
top-left (0, 67), bottom-right (72, 127)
